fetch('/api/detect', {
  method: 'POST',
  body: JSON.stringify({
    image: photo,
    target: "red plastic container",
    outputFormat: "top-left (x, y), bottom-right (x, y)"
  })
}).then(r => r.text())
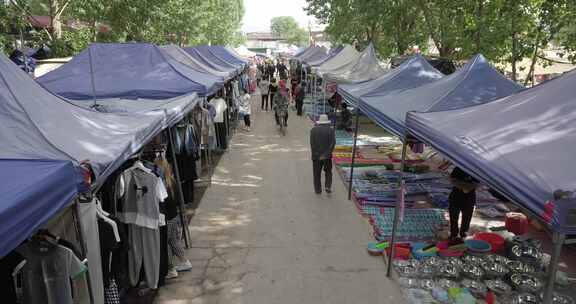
top-left (474, 232), bottom-right (506, 253)
top-left (385, 246), bottom-right (411, 260)
top-left (505, 212), bottom-right (529, 235)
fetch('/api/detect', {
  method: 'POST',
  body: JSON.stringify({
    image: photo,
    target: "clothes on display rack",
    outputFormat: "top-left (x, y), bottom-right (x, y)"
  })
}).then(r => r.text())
top-left (118, 162), bottom-right (168, 289)
top-left (78, 200), bottom-right (106, 304)
top-left (17, 239), bottom-right (87, 304)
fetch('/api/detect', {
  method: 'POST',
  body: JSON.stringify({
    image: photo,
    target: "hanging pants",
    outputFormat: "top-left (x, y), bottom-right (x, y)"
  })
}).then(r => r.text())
top-left (312, 159), bottom-right (332, 193)
top-left (128, 225), bottom-right (160, 289)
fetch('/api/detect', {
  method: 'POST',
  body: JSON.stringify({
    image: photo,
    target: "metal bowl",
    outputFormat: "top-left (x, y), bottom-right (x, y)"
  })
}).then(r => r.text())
top-left (512, 293), bottom-right (539, 304)
top-left (444, 257), bottom-right (464, 268)
top-left (418, 264), bottom-right (436, 278)
top-left (420, 279), bottom-right (436, 291)
top-left (393, 259), bottom-right (420, 269)
top-left (398, 277), bottom-right (421, 288)
top-left (461, 279), bottom-right (487, 297)
top-left (511, 244), bottom-right (542, 264)
top-left (484, 254), bottom-right (510, 264)
top-left (395, 264), bottom-right (419, 277)
top-left (540, 292), bottom-right (576, 304)
top-left (422, 256), bottom-right (443, 268)
top-left (485, 279), bottom-right (512, 295)
top-left (462, 254), bottom-right (485, 266)
top-left (461, 263), bottom-right (485, 280)
top-left (482, 261), bottom-right (509, 278)
top-left (510, 274), bottom-right (543, 293)
top-left (436, 278), bottom-right (459, 289)
top-left (438, 264), bottom-right (460, 279)
top-left (507, 260), bottom-right (536, 273)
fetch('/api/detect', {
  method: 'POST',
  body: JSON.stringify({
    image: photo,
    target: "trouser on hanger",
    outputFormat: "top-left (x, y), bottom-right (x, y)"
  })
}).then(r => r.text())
top-left (128, 225), bottom-right (160, 289)
top-left (312, 159), bottom-right (332, 194)
top-left (261, 95), bottom-right (269, 110)
top-left (448, 200), bottom-right (475, 238)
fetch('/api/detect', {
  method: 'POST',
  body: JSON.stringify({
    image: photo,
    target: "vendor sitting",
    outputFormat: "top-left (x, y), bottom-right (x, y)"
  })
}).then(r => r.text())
top-left (448, 167), bottom-right (479, 242)
top-left (337, 103), bottom-right (352, 132)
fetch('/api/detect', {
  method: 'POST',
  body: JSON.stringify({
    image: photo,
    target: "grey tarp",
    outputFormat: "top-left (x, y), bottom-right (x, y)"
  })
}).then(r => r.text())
top-left (406, 69), bottom-right (576, 233)
top-left (307, 46), bottom-right (344, 67)
top-left (339, 55), bottom-right (443, 107)
top-left (0, 53), bottom-right (196, 187)
top-left (324, 43), bottom-right (387, 84)
top-left (298, 46), bottom-right (328, 64)
top-left (315, 45), bottom-right (360, 76)
top-left (161, 45), bottom-right (232, 80)
top-left (294, 46), bottom-right (318, 61)
top-left (360, 54), bottom-right (523, 137)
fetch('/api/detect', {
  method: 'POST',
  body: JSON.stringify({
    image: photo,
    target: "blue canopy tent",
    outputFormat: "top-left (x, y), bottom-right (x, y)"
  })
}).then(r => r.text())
top-left (162, 45), bottom-right (233, 80)
top-left (299, 46), bottom-right (328, 64)
top-left (38, 43), bottom-right (215, 99)
top-left (190, 45), bottom-right (243, 74)
top-left (406, 69), bottom-right (576, 304)
top-left (359, 54), bottom-right (523, 137)
top-left (209, 45), bottom-right (248, 68)
top-left (293, 46), bottom-right (316, 60)
top-left (354, 54), bottom-right (524, 279)
top-left (183, 47), bottom-right (239, 77)
top-left (339, 55), bottom-right (443, 107)
top-left (0, 52), bottom-right (193, 188)
top-left (0, 159), bottom-right (78, 257)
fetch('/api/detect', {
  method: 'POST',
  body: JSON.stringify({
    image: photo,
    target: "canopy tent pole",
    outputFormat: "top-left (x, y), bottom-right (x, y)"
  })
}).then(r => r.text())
top-left (87, 45), bottom-right (98, 108)
top-left (543, 232), bottom-right (565, 303)
top-left (347, 106), bottom-right (361, 200)
top-left (167, 126), bottom-right (191, 248)
top-left (386, 140), bottom-right (408, 277)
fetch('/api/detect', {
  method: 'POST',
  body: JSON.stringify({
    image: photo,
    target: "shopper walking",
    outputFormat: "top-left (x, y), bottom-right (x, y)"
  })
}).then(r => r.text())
top-left (310, 114), bottom-right (335, 194)
top-left (295, 81), bottom-right (305, 116)
top-left (448, 167), bottom-right (478, 242)
top-left (259, 77), bottom-right (270, 111)
top-left (239, 89), bottom-right (252, 131)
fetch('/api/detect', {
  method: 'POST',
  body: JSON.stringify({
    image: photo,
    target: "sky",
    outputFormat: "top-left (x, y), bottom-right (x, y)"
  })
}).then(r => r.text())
top-left (241, 0), bottom-right (322, 33)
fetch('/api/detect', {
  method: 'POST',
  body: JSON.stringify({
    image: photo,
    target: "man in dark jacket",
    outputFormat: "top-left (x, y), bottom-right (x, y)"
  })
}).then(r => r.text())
top-left (448, 167), bottom-right (479, 241)
top-left (310, 114), bottom-right (336, 194)
top-left (295, 81), bottom-right (305, 116)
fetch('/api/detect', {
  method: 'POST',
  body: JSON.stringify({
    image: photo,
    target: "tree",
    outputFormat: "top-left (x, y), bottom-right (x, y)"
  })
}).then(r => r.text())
top-left (306, 0), bottom-right (427, 57)
top-left (270, 16), bottom-right (308, 46)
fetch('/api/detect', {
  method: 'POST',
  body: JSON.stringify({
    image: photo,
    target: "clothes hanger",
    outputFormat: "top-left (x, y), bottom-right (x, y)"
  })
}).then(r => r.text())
top-left (93, 199), bottom-right (120, 242)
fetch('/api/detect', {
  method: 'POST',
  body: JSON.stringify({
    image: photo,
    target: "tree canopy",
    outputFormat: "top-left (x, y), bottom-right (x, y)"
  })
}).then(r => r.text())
top-left (270, 16), bottom-right (308, 46)
top-left (305, 0), bottom-right (576, 82)
top-left (0, 0), bottom-right (245, 57)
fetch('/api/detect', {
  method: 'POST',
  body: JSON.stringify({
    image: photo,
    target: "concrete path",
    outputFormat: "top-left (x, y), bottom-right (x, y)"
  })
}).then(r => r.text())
top-left (155, 96), bottom-right (404, 304)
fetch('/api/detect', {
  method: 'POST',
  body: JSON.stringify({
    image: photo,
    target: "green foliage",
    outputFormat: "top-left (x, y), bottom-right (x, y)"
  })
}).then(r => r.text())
top-left (270, 16), bottom-right (308, 46)
top-left (0, 0), bottom-right (245, 57)
top-left (306, 0), bottom-right (576, 69)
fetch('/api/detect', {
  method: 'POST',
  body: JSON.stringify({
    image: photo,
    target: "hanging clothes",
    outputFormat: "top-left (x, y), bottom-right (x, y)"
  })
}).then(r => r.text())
top-left (17, 240), bottom-right (87, 304)
top-left (78, 200), bottom-right (106, 304)
top-left (118, 165), bottom-right (168, 289)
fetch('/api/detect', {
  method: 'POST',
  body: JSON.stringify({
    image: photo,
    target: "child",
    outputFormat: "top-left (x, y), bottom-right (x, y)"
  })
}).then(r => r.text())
top-left (239, 89), bottom-right (252, 131)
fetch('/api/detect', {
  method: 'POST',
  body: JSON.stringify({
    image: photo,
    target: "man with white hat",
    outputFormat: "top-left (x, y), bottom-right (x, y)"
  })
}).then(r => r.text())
top-left (310, 114), bottom-right (336, 194)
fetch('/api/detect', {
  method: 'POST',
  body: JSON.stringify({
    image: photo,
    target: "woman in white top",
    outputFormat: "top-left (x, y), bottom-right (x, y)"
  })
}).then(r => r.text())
top-left (239, 89), bottom-right (252, 131)
top-left (259, 77), bottom-right (270, 111)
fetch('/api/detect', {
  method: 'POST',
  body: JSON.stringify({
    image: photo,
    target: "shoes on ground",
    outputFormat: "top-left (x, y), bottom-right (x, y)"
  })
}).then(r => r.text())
top-left (325, 188), bottom-right (332, 194)
top-left (315, 191), bottom-right (322, 195)
top-left (175, 260), bottom-right (193, 272)
top-left (166, 268), bottom-right (178, 279)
